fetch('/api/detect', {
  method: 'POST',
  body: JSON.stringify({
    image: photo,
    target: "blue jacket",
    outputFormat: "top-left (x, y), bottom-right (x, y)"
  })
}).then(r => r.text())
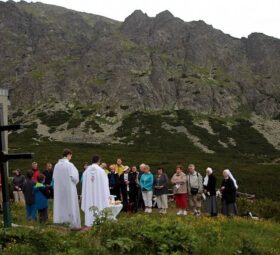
top-left (34, 183), bottom-right (49, 210)
top-left (140, 172), bottom-right (154, 191)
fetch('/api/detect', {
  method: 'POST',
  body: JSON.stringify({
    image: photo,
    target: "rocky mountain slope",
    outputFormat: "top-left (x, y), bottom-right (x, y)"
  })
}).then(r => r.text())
top-left (1, 1), bottom-right (280, 153)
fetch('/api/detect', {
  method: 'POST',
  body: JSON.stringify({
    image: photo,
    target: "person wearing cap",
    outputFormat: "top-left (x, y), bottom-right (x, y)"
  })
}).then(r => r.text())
top-left (221, 169), bottom-right (238, 216)
top-left (203, 167), bottom-right (218, 217)
top-left (119, 166), bottom-right (130, 211)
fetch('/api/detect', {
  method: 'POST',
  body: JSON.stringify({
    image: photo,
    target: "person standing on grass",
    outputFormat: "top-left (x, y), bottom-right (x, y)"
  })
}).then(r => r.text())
top-left (221, 169), bottom-right (238, 216)
top-left (108, 164), bottom-right (121, 200)
top-left (12, 169), bottom-right (25, 204)
top-left (43, 163), bottom-right (53, 186)
top-left (31, 162), bottom-right (40, 183)
top-left (187, 164), bottom-right (203, 216)
top-left (136, 163), bottom-right (146, 211)
top-left (79, 162), bottom-right (88, 183)
top-left (53, 149), bottom-right (81, 229)
top-left (203, 167), bottom-right (218, 217)
top-left (101, 162), bottom-right (110, 174)
top-left (22, 170), bottom-right (36, 221)
top-left (119, 166), bottom-right (130, 212)
top-left (128, 166), bottom-right (139, 212)
top-left (43, 162), bottom-right (54, 198)
top-left (154, 167), bottom-right (169, 214)
top-left (34, 174), bottom-right (50, 223)
top-left (171, 165), bottom-right (187, 216)
top-left (140, 164), bottom-right (154, 213)
top-left (115, 158), bottom-right (125, 176)
top-left (81, 155), bottom-right (110, 228)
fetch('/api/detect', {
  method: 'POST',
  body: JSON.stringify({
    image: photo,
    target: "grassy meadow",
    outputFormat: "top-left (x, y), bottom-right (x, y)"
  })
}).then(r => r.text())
top-left (0, 203), bottom-right (280, 255)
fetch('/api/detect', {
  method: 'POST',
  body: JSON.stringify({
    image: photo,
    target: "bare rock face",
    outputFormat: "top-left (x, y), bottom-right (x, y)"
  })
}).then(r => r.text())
top-left (1, 1), bottom-right (280, 118)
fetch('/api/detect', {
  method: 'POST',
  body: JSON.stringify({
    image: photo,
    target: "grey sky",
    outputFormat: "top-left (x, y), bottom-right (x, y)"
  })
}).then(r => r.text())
top-left (6, 0), bottom-right (280, 39)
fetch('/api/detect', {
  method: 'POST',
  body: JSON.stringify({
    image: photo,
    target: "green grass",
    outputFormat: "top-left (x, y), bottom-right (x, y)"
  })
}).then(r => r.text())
top-left (1, 203), bottom-right (280, 255)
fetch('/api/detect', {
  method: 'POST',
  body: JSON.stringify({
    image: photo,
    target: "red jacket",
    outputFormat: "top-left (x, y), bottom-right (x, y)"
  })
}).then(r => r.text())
top-left (32, 168), bottom-right (40, 182)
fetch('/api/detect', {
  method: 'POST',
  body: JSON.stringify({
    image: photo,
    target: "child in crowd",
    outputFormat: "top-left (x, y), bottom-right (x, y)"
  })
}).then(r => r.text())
top-left (34, 174), bottom-right (50, 223)
top-left (22, 170), bottom-right (36, 221)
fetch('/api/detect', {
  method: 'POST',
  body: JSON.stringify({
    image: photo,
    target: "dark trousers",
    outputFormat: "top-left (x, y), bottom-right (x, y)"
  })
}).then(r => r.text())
top-left (110, 186), bottom-right (121, 201)
top-left (121, 187), bottom-right (128, 211)
top-left (137, 187), bottom-right (145, 210)
top-left (26, 204), bottom-right (36, 220)
top-left (38, 208), bottom-right (48, 223)
top-left (129, 186), bottom-right (138, 212)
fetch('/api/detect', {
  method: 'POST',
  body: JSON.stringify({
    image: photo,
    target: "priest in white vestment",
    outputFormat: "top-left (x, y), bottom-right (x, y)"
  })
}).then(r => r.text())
top-left (81, 155), bottom-right (110, 227)
top-left (53, 149), bottom-right (81, 229)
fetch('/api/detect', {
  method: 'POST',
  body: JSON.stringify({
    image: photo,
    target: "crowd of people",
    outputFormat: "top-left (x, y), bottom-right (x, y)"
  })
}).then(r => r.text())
top-left (0, 149), bottom-right (239, 229)
top-left (102, 161), bottom-right (238, 217)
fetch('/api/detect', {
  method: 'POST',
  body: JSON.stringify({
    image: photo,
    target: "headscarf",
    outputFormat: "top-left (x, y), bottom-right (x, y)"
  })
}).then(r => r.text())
top-left (223, 169), bottom-right (238, 189)
top-left (203, 167), bottom-right (213, 186)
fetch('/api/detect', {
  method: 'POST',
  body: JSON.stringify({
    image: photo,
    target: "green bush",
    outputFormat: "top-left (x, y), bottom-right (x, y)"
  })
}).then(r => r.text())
top-left (1, 213), bottom-right (280, 255)
top-left (37, 111), bottom-right (71, 127)
top-left (80, 109), bottom-right (95, 118)
top-left (84, 119), bottom-right (104, 133)
top-left (67, 117), bottom-right (83, 129)
top-left (93, 215), bottom-right (197, 255)
top-left (237, 198), bottom-right (280, 222)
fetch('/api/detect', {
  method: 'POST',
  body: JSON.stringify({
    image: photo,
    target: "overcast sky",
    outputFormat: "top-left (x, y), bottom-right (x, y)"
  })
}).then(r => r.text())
top-left (6, 0), bottom-right (280, 39)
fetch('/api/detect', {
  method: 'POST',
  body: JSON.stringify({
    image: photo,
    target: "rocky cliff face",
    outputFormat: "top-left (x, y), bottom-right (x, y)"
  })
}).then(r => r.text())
top-left (1, 1), bottom-right (280, 118)
top-left (1, 1), bottom-right (280, 152)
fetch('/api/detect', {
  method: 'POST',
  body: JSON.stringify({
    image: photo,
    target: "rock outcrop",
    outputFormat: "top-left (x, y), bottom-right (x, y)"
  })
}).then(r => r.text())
top-left (0, 1), bottom-right (280, 119)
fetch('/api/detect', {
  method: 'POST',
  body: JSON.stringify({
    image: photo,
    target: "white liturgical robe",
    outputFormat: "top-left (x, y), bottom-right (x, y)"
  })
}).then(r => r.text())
top-left (53, 158), bottom-right (81, 229)
top-left (81, 163), bottom-right (110, 227)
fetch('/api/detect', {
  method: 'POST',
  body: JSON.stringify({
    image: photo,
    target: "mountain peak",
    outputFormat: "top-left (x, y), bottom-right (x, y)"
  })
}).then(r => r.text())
top-left (122, 9), bottom-right (150, 34)
top-left (126, 10), bottom-right (149, 20)
top-left (155, 10), bottom-right (174, 20)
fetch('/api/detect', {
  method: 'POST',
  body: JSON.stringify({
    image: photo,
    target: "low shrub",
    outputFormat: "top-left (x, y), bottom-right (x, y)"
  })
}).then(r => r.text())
top-left (1, 211), bottom-right (280, 255)
top-left (67, 118), bottom-right (83, 129)
top-left (237, 198), bottom-right (280, 222)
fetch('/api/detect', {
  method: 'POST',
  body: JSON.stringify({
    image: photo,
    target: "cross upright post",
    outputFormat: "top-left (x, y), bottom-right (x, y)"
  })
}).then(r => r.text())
top-left (0, 89), bottom-right (33, 228)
